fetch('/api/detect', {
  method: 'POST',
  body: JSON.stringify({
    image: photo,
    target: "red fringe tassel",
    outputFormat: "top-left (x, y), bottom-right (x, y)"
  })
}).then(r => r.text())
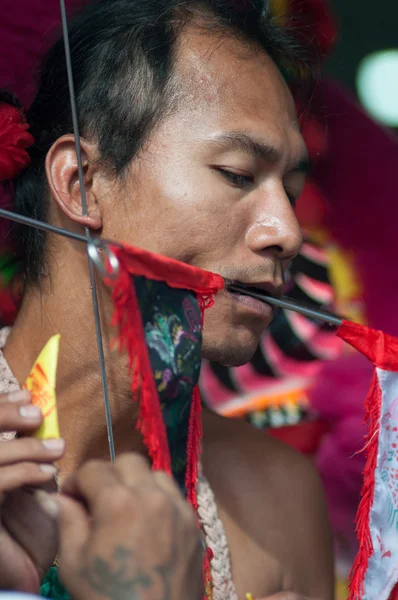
top-left (186, 386), bottom-right (213, 599)
top-left (109, 267), bottom-right (171, 473)
top-left (390, 583), bottom-right (398, 600)
top-left (348, 370), bottom-right (382, 600)
top-left (186, 385), bottom-right (203, 508)
top-left (198, 295), bottom-right (217, 325)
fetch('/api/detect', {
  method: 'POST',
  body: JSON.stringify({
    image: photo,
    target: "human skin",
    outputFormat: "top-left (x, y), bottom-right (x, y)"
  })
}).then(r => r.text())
top-left (3, 22), bottom-right (333, 600)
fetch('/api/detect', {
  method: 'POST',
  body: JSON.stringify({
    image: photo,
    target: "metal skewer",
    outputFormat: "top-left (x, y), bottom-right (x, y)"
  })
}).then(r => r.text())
top-left (0, 207), bottom-right (90, 244)
top-left (227, 283), bottom-right (343, 327)
top-left (0, 207), bottom-right (124, 250)
top-left (60, 0), bottom-right (116, 462)
top-left (0, 205), bottom-right (343, 328)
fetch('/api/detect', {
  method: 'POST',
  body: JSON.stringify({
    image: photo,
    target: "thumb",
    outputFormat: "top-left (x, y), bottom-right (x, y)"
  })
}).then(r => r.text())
top-left (53, 493), bottom-right (90, 559)
top-left (36, 490), bottom-right (90, 561)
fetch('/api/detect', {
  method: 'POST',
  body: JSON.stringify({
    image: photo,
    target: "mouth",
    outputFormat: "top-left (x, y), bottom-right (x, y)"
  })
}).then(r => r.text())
top-left (224, 279), bottom-right (283, 321)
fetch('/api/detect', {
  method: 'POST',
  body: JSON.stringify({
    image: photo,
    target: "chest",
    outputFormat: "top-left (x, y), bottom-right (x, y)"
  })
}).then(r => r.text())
top-left (216, 504), bottom-right (284, 599)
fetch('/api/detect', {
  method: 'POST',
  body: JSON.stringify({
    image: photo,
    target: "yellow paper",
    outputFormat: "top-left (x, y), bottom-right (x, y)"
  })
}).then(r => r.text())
top-left (23, 334), bottom-right (61, 439)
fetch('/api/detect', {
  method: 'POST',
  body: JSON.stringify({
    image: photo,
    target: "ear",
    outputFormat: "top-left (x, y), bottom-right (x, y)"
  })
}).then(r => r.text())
top-left (45, 134), bottom-right (102, 230)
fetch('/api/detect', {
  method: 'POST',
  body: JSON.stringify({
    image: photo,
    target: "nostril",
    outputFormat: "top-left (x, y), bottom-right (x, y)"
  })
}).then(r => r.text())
top-left (268, 244), bottom-right (284, 255)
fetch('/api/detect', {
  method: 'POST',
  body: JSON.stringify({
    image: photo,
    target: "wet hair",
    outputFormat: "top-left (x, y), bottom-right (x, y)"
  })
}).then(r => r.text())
top-left (3, 0), bottom-right (310, 282)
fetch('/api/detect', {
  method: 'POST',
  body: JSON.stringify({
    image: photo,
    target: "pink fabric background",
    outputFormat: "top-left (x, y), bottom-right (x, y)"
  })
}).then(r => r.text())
top-left (1, 0), bottom-right (84, 106)
top-left (313, 80), bottom-right (398, 335)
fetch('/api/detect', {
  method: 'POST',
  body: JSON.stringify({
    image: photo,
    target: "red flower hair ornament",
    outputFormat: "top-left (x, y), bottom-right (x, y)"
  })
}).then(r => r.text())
top-left (0, 102), bottom-right (34, 182)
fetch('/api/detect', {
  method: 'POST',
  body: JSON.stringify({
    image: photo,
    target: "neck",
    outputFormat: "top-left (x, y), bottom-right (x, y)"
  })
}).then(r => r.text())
top-left (4, 264), bottom-right (146, 474)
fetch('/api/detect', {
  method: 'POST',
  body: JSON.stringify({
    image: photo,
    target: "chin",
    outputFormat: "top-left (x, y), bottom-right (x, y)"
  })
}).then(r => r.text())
top-left (201, 329), bottom-right (260, 367)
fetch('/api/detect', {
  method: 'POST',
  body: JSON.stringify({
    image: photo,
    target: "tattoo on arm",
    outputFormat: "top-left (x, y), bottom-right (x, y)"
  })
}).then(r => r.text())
top-left (80, 505), bottom-right (180, 600)
top-left (80, 546), bottom-right (152, 600)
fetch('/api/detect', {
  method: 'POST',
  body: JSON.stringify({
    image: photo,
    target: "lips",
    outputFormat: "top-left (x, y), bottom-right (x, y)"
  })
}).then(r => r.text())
top-left (223, 281), bottom-right (279, 322)
top-left (224, 278), bottom-right (284, 301)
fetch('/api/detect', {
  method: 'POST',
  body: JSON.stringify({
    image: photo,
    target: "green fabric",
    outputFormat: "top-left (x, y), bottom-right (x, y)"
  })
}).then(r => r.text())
top-left (135, 276), bottom-right (202, 492)
top-left (40, 566), bottom-right (70, 599)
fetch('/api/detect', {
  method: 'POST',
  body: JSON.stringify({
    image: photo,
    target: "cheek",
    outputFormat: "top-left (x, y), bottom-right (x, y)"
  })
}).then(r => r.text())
top-left (117, 161), bottom-right (246, 265)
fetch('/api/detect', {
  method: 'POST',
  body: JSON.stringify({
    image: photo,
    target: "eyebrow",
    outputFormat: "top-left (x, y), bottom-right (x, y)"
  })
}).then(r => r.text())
top-left (209, 131), bottom-right (311, 175)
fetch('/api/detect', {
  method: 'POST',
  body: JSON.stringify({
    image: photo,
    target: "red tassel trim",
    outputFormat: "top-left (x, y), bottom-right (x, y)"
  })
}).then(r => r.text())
top-left (186, 385), bottom-right (203, 508)
top-left (348, 369), bottom-right (382, 600)
top-left (186, 387), bottom-right (213, 599)
top-left (338, 319), bottom-right (398, 372)
top-left (390, 583), bottom-right (398, 600)
top-left (110, 243), bottom-right (224, 298)
top-left (198, 295), bottom-right (217, 325)
top-left (108, 267), bottom-right (171, 473)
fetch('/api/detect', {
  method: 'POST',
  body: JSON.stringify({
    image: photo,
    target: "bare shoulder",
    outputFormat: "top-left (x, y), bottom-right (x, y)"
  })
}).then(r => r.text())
top-left (202, 409), bottom-right (329, 508)
top-left (202, 410), bottom-right (334, 600)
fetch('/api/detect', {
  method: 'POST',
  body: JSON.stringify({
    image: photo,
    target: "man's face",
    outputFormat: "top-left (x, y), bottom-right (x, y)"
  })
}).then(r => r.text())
top-left (103, 27), bottom-right (307, 366)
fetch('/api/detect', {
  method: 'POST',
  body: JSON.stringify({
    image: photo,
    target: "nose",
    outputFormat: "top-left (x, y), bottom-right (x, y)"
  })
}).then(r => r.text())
top-left (245, 187), bottom-right (303, 262)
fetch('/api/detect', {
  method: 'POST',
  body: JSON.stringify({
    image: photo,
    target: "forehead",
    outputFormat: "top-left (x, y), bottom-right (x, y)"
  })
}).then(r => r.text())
top-left (172, 24), bottom-right (304, 161)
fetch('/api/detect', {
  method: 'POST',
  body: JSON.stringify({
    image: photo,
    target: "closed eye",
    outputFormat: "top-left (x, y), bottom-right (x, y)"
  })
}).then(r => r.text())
top-left (216, 168), bottom-right (254, 188)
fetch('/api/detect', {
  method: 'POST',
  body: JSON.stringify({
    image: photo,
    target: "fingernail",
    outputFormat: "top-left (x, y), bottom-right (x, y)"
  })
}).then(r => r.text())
top-left (42, 439), bottom-right (65, 452)
top-left (19, 405), bottom-right (41, 419)
top-left (8, 390), bottom-right (30, 403)
top-left (40, 464), bottom-right (58, 474)
top-left (35, 490), bottom-right (59, 518)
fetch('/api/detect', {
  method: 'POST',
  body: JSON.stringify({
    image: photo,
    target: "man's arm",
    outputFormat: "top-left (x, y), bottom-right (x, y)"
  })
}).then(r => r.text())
top-left (203, 411), bottom-right (334, 600)
top-left (276, 444), bottom-right (334, 600)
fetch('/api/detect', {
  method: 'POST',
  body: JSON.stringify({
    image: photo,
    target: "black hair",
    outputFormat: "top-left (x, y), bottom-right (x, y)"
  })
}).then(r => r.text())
top-left (3, 0), bottom-right (311, 282)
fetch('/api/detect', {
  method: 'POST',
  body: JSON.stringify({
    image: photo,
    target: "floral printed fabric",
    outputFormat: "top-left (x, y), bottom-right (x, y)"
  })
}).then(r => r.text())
top-left (135, 276), bottom-right (203, 492)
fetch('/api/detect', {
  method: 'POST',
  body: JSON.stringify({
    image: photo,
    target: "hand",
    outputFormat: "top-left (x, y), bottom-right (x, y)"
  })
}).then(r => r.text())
top-left (0, 389), bottom-right (65, 592)
top-left (38, 454), bottom-right (204, 600)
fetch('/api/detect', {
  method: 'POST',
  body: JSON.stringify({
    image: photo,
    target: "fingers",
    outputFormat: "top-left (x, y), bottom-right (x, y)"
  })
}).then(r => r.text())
top-left (0, 390), bottom-right (32, 405)
top-left (0, 389), bottom-right (65, 492)
top-left (60, 454), bottom-right (195, 534)
top-left (151, 470), bottom-right (196, 522)
top-left (113, 453), bottom-right (157, 488)
top-left (0, 437), bottom-right (65, 466)
top-left (0, 461), bottom-right (58, 492)
top-left (60, 454), bottom-right (192, 530)
top-left (60, 459), bottom-right (129, 514)
top-left (56, 456), bottom-right (155, 536)
top-left (116, 456), bottom-right (197, 534)
top-left (0, 390), bottom-right (44, 433)
top-left (61, 454), bottom-right (154, 511)
top-left (53, 494), bottom-right (90, 557)
top-left (35, 490), bottom-right (90, 570)
top-left (152, 469), bottom-right (184, 500)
